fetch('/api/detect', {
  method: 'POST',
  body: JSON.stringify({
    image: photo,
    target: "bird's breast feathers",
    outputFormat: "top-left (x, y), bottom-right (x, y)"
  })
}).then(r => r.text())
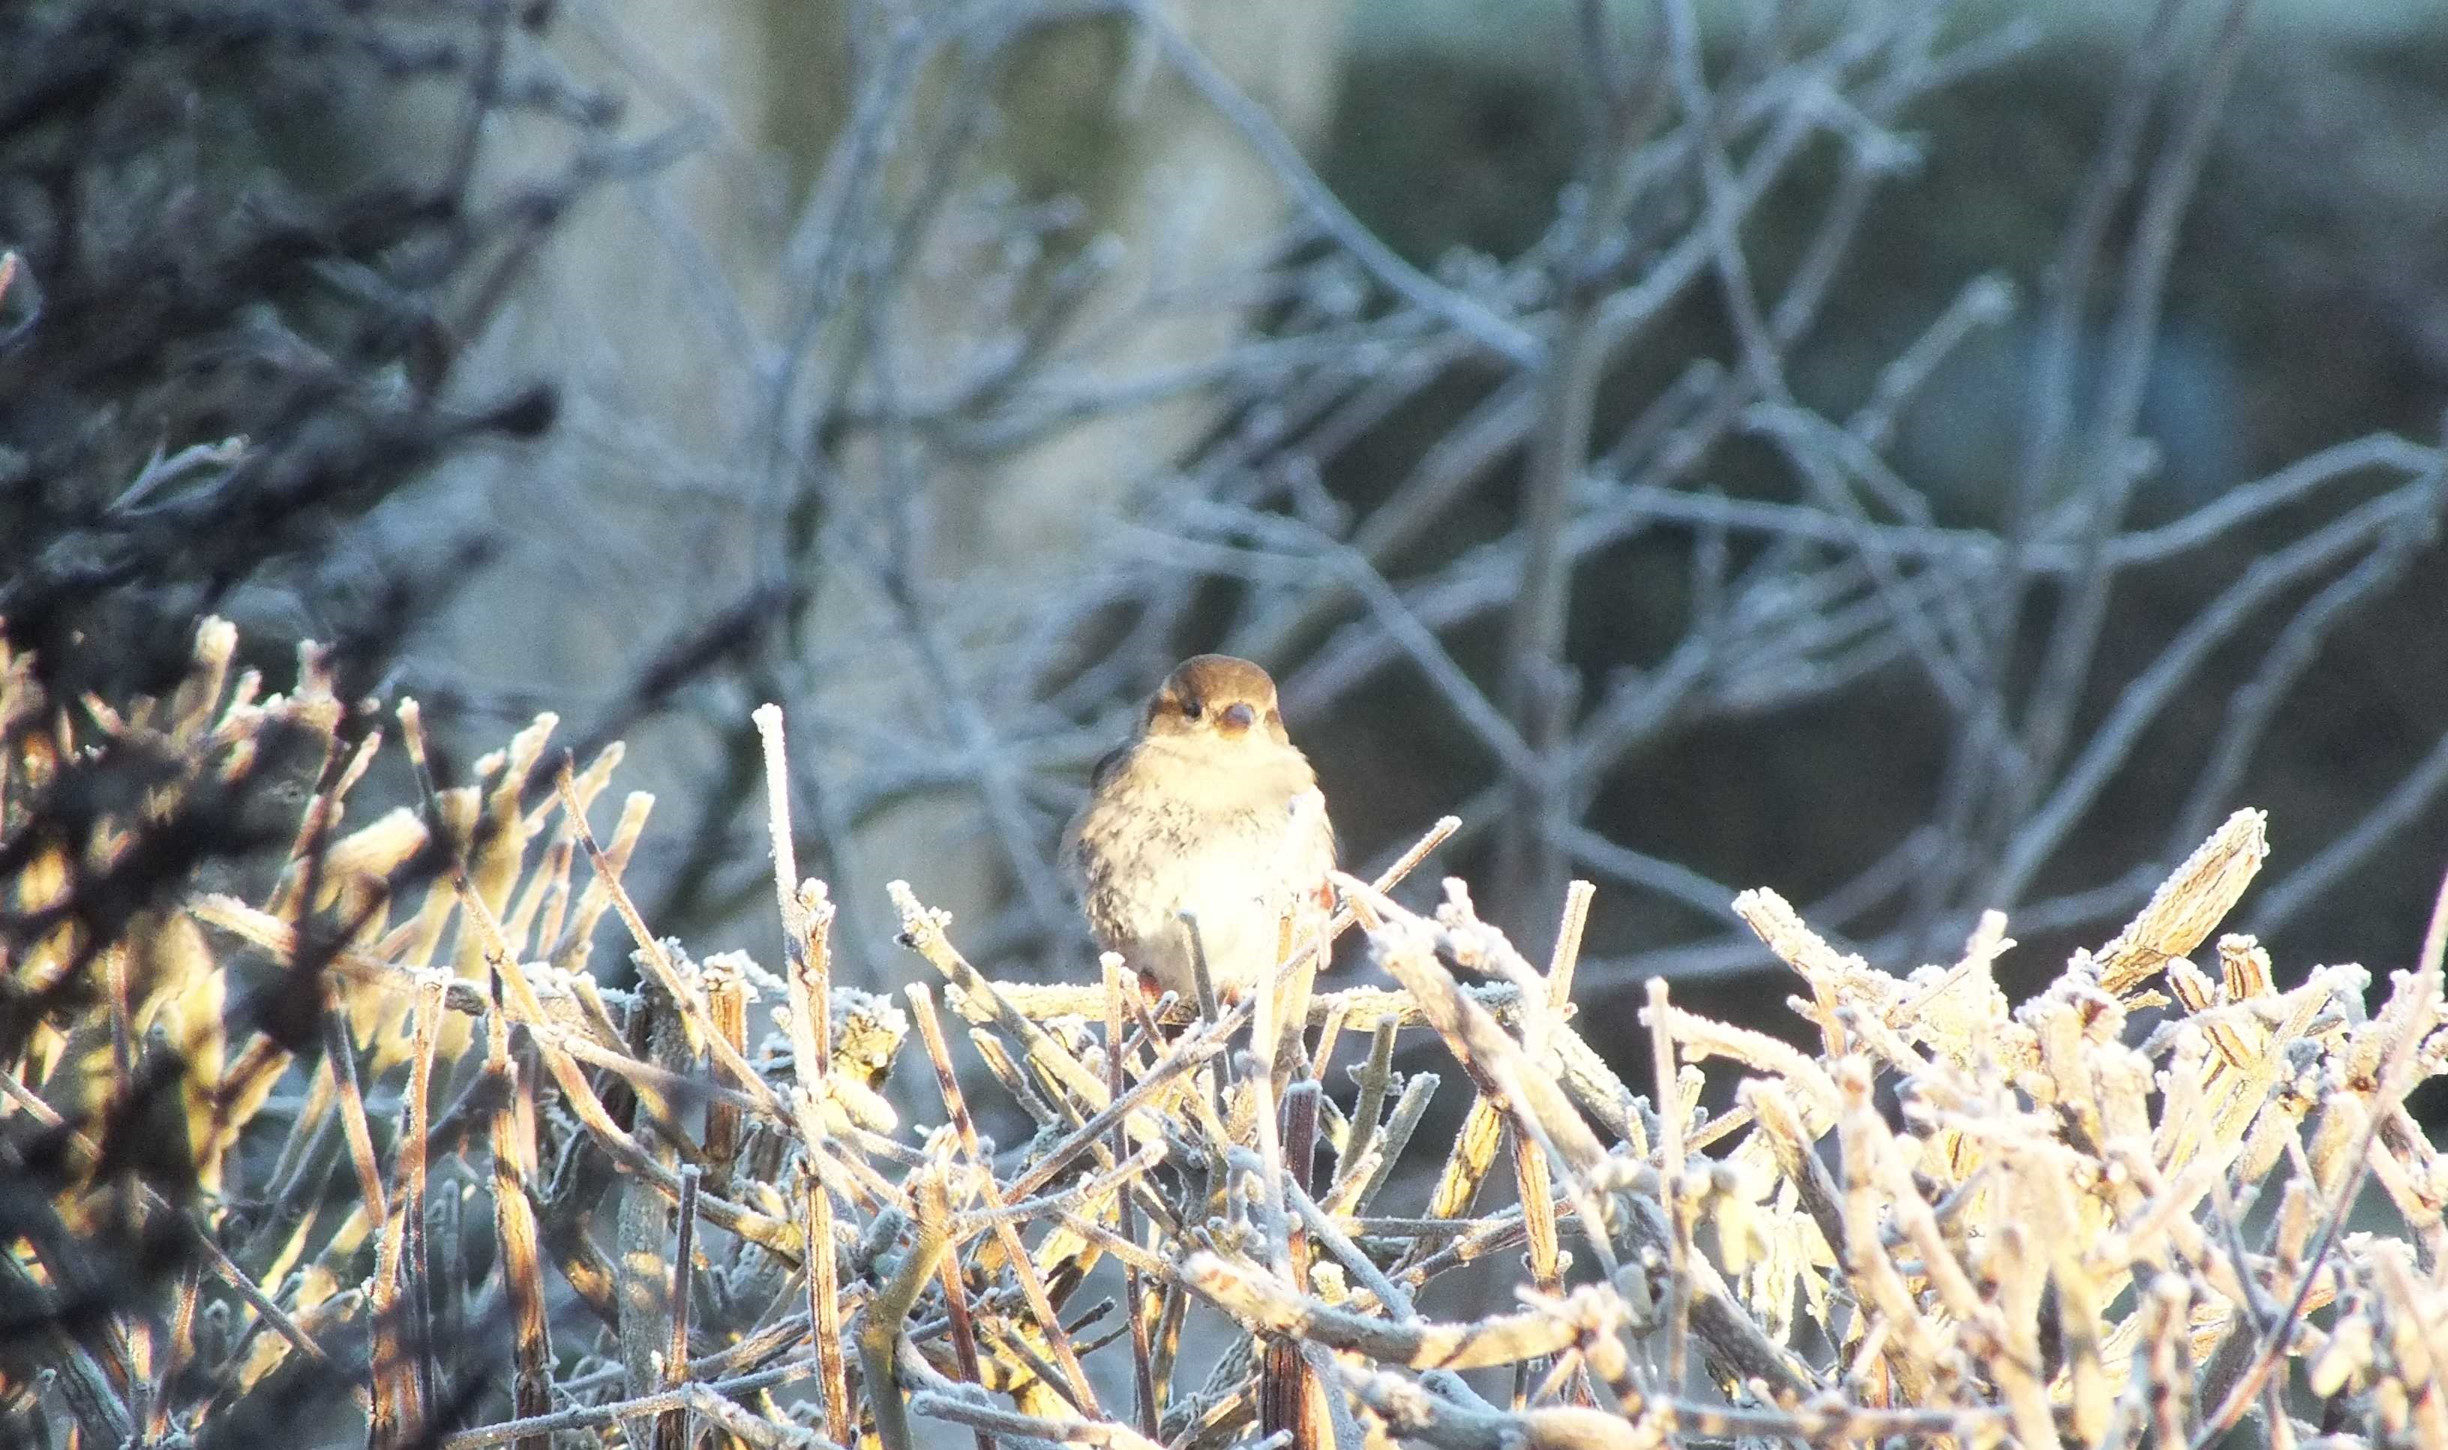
top-left (1063, 740), bottom-right (1334, 954)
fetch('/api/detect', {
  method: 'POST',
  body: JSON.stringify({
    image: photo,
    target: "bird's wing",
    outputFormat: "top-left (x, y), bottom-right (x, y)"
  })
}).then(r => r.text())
top-left (1295, 785), bottom-right (1337, 868)
top-left (1085, 737), bottom-right (1136, 795)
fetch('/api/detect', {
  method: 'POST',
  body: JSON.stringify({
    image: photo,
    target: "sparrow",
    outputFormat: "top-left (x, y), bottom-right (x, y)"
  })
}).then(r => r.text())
top-left (1061, 655), bottom-right (1336, 1007)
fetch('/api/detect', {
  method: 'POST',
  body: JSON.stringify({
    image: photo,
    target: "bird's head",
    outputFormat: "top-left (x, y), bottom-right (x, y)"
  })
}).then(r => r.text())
top-left (1143, 654), bottom-right (1290, 747)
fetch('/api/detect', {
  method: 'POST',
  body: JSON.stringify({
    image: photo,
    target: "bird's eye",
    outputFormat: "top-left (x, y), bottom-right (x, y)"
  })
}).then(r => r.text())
top-left (1181, 700), bottom-right (1203, 721)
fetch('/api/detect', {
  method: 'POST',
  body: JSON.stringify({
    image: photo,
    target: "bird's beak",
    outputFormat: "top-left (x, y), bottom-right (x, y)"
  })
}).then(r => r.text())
top-left (1221, 702), bottom-right (1256, 733)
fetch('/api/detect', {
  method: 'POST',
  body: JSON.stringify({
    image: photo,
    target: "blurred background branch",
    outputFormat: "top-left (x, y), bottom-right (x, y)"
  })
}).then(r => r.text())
top-left (343, 0), bottom-right (2448, 1027)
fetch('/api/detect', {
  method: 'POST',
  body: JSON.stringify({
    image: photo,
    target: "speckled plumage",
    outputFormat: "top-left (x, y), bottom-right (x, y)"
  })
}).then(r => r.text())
top-left (1061, 656), bottom-right (1335, 1004)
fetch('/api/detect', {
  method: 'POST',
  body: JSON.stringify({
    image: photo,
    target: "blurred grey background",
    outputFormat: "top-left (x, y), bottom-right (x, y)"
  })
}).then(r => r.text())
top-left (41, 0), bottom-right (2446, 1057)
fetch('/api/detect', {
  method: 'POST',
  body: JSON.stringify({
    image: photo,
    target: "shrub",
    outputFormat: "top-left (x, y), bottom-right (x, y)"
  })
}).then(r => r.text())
top-left (2, 621), bottom-right (2440, 1447)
